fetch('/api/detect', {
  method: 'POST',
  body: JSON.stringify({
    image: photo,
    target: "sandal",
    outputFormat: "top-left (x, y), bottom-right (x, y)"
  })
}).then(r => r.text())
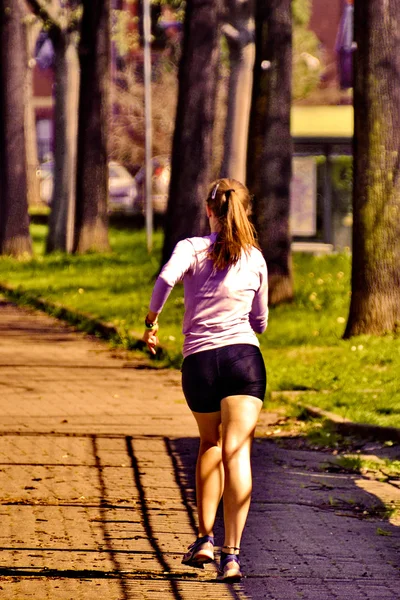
top-left (181, 535), bottom-right (214, 568)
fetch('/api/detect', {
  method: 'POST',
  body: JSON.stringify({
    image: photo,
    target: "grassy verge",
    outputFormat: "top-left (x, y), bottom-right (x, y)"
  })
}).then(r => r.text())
top-left (334, 454), bottom-right (400, 480)
top-left (0, 224), bottom-right (399, 428)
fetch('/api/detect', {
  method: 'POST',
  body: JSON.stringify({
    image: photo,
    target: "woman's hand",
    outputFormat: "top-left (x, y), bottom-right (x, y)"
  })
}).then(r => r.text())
top-left (142, 323), bottom-right (159, 355)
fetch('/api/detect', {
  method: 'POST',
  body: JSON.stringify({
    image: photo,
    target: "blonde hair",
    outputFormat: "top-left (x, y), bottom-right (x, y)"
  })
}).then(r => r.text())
top-left (206, 178), bottom-right (259, 270)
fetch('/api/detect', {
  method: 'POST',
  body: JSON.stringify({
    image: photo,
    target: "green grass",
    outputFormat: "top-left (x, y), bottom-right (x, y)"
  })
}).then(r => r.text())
top-left (376, 528), bottom-right (393, 536)
top-left (335, 454), bottom-right (400, 479)
top-left (29, 205), bottom-right (51, 218)
top-left (1, 224), bottom-right (399, 428)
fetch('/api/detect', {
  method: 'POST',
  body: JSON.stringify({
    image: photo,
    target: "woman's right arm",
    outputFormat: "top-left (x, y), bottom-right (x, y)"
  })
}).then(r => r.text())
top-left (142, 240), bottom-right (195, 353)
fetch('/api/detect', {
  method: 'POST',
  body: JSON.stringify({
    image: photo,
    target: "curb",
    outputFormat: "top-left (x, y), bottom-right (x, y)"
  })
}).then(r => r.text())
top-left (271, 392), bottom-right (400, 443)
top-left (0, 282), bottom-right (169, 363)
top-left (303, 404), bottom-right (400, 443)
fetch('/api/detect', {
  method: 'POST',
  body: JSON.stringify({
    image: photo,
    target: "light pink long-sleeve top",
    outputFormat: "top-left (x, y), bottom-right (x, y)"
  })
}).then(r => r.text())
top-left (149, 233), bottom-right (269, 358)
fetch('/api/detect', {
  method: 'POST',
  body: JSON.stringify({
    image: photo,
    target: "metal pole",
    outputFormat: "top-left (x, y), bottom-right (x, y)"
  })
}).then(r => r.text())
top-left (323, 148), bottom-right (333, 245)
top-left (143, 0), bottom-right (153, 252)
top-left (66, 35), bottom-right (80, 254)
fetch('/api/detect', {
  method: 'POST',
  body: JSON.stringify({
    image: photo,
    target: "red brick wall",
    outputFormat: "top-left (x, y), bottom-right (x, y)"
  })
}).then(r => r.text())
top-left (33, 65), bottom-right (53, 97)
top-left (309, 0), bottom-right (343, 84)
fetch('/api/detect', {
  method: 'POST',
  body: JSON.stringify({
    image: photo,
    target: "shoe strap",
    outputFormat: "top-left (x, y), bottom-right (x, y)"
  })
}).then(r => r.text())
top-left (193, 534), bottom-right (214, 548)
top-left (189, 535), bottom-right (214, 550)
top-left (221, 553), bottom-right (240, 567)
top-left (222, 545), bottom-right (240, 553)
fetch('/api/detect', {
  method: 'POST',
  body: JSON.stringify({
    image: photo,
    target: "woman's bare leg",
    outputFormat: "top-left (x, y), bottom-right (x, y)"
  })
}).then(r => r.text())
top-left (220, 395), bottom-right (262, 550)
top-left (192, 410), bottom-right (224, 537)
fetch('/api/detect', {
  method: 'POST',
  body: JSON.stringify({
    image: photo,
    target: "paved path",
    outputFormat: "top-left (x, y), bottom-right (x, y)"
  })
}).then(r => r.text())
top-left (0, 298), bottom-right (399, 600)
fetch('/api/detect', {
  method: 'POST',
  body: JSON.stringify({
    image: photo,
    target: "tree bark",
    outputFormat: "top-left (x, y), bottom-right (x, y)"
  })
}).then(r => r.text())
top-left (0, 0), bottom-right (32, 257)
top-left (74, 0), bottom-right (110, 253)
top-left (24, 15), bottom-right (42, 207)
top-left (26, 1), bottom-right (81, 253)
top-left (247, 0), bottom-right (293, 305)
top-left (46, 30), bottom-right (80, 252)
top-left (344, 0), bottom-right (400, 337)
top-left (221, 0), bottom-right (255, 183)
top-left (161, 0), bottom-right (222, 266)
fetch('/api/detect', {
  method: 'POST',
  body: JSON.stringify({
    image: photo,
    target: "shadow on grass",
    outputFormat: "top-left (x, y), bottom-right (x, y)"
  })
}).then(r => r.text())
top-left (0, 294), bottom-right (180, 368)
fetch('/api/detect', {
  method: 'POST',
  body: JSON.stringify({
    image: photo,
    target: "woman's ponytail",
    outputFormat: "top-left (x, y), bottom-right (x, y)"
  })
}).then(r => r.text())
top-left (207, 179), bottom-right (259, 270)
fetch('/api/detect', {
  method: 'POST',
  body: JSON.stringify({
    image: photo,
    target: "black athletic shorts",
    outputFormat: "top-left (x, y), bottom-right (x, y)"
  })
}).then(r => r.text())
top-left (181, 344), bottom-right (267, 413)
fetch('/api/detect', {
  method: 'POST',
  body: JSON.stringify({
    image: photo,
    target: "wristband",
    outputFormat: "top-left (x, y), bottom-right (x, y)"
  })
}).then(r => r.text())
top-left (145, 316), bottom-right (157, 330)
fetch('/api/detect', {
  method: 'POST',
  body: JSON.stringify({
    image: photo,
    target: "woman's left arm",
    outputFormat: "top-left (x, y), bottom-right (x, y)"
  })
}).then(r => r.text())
top-left (249, 256), bottom-right (269, 333)
top-left (142, 310), bottom-right (160, 355)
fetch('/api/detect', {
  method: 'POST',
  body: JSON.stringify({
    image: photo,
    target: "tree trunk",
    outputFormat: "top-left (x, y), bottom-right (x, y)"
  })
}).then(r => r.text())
top-left (74, 0), bottom-right (110, 253)
top-left (46, 30), bottom-right (80, 253)
top-left (247, 0), bottom-right (293, 305)
top-left (24, 16), bottom-right (42, 207)
top-left (0, 0), bottom-right (32, 257)
top-left (344, 0), bottom-right (400, 337)
top-left (161, 0), bottom-right (222, 266)
top-left (221, 0), bottom-right (255, 183)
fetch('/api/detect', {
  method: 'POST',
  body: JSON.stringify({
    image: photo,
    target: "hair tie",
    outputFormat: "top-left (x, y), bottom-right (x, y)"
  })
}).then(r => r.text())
top-left (225, 189), bottom-right (235, 200)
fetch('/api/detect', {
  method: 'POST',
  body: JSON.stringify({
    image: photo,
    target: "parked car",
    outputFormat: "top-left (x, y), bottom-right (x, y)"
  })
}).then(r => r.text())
top-left (108, 161), bottom-right (139, 213)
top-left (37, 160), bottom-right (53, 204)
top-left (36, 160), bottom-right (139, 214)
top-left (134, 155), bottom-right (170, 214)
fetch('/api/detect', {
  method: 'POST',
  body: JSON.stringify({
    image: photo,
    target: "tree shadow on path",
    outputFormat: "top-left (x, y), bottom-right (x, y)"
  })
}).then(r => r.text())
top-left (168, 436), bottom-right (400, 600)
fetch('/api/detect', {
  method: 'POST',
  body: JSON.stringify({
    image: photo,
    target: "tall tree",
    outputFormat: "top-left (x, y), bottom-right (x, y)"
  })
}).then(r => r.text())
top-left (27, 0), bottom-right (81, 253)
top-left (74, 0), bottom-right (110, 252)
top-left (23, 10), bottom-right (42, 207)
top-left (292, 0), bottom-right (322, 101)
top-left (50, 24), bottom-right (80, 253)
top-left (0, 0), bottom-right (32, 256)
top-left (220, 0), bottom-right (255, 183)
top-left (344, 0), bottom-right (400, 337)
top-left (161, 0), bottom-right (223, 266)
top-left (247, 0), bottom-right (293, 305)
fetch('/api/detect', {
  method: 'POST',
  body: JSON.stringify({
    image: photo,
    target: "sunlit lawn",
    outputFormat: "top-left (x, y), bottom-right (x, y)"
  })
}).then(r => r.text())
top-left (0, 223), bottom-right (399, 429)
top-left (291, 105), bottom-right (353, 137)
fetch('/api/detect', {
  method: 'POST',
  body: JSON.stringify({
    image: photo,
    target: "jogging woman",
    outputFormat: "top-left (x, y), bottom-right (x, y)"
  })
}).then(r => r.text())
top-left (142, 178), bottom-right (268, 582)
